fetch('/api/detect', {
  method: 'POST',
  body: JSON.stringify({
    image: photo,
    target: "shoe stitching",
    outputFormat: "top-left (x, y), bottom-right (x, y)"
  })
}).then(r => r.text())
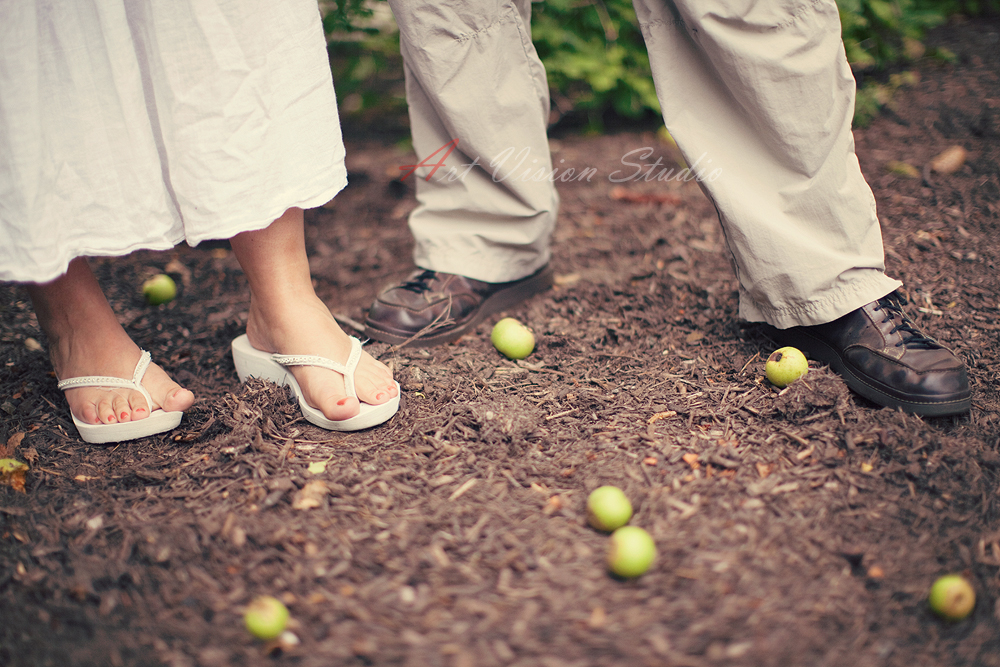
top-left (835, 356), bottom-right (970, 407)
top-left (374, 296), bottom-right (472, 321)
top-left (841, 369), bottom-right (970, 406)
top-left (800, 328), bottom-right (962, 377)
top-left (846, 344), bottom-right (964, 376)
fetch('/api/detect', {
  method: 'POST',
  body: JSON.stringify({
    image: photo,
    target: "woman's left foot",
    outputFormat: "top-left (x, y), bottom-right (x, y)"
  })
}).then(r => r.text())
top-left (244, 296), bottom-right (398, 422)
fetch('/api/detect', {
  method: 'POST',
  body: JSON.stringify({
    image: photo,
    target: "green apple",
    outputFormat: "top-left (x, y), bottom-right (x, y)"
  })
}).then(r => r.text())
top-left (586, 486), bottom-right (633, 532)
top-left (765, 346), bottom-right (808, 388)
top-left (244, 595), bottom-right (289, 640)
top-left (142, 273), bottom-right (177, 306)
top-left (491, 317), bottom-right (535, 360)
top-left (607, 526), bottom-right (656, 578)
top-left (928, 574), bottom-right (975, 621)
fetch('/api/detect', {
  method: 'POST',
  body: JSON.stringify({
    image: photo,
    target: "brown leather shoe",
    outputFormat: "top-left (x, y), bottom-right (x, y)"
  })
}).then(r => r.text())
top-left (768, 292), bottom-right (971, 417)
top-left (363, 265), bottom-right (554, 347)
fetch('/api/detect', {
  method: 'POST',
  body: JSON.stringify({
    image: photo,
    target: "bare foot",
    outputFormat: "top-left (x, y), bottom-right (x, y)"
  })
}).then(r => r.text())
top-left (53, 330), bottom-right (194, 426)
top-left (245, 295), bottom-right (397, 422)
top-left (230, 206), bottom-right (397, 423)
top-left (27, 258), bottom-right (195, 426)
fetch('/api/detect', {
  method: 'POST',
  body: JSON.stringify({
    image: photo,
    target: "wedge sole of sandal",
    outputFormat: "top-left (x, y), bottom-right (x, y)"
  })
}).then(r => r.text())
top-left (72, 410), bottom-right (183, 444)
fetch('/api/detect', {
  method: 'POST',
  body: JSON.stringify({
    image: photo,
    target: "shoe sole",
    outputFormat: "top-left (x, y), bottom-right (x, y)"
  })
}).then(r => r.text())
top-left (72, 410), bottom-right (183, 444)
top-left (363, 265), bottom-right (555, 348)
top-left (773, 327), bottom-right (971, 417)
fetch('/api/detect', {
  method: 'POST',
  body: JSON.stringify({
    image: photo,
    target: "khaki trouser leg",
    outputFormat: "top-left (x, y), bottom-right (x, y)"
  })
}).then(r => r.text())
top-left (632, 0), bottom-right (901, 328)
top-left (387, 0), bottom-right (558, 283)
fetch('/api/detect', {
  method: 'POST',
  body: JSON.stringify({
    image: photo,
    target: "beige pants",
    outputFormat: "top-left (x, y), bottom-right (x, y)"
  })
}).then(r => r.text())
top-left (388, 0), bottom-right (558, 284)
top-left (389, 0), bottom-right (901, 328)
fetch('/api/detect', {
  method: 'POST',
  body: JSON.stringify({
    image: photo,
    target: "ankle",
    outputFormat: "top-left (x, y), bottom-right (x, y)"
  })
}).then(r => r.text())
top-left (46, 324), bottom-right (140, 381)
top-left (245, 295), bottom-right (338, 349)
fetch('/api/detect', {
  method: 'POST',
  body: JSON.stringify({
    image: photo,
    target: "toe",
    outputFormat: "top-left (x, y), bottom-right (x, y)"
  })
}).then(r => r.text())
top-left (97, 395), bottom-right (118, 424)
top-left (113, 395), bottom-right (133, 423)
top-left (127, 392), bottom-right (150, 420)
top-left (161, 387), bottom-right (195, 413)
top-left (77, 399), bottom-right (102, 426)
top-left (370, 380), bottom-right (399, 404)
top-left (353, 354), bottom-right (397, 406)
top-left (293, 363), bottom-right (369, 422)
top-left (314, 392), bottom-right (362, 422)
top-left (141, 362), bottom-right (195, 413)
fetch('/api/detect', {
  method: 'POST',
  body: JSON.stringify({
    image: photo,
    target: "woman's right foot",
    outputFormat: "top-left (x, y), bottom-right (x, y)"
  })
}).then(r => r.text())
top-left (27, 258), bottom-right (194, 427)
top-left (54, 332), bottom-right (194, 425)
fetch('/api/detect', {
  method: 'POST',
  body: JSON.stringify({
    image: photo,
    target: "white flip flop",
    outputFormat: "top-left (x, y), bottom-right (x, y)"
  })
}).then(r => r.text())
top-left (231, 334), bottom-right (400, 432)
top-left (56, 350), bottom-right (184, 444)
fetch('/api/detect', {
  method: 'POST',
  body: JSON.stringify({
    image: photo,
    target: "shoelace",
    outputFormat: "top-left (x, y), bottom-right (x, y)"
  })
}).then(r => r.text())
top-left (399, 270), bottom-right (438, 293)
top-left (873, 293), bottom-right (940, 350)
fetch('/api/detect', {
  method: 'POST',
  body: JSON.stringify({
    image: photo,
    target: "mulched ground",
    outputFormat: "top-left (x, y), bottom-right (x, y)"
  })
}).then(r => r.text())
top-left (2, 16), bottom-right (1000, 667)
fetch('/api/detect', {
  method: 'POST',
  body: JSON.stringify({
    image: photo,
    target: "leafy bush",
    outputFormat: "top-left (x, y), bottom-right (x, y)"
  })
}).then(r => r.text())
top-left (843, 0), bottom-right (998, 125)
top-left (323, 2), bottom-right (405, 121)
top-left (320, 0), bottom-right (375, 34)
top-left (531, 0), bottom-right (658, 122)
top-left (838, 0), bottom-right (947, 69)
top-left (321, 0), bottom-right (996, 126)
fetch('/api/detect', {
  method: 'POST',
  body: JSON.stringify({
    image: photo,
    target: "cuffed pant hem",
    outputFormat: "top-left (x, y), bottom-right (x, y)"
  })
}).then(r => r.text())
top-left (414, 247), bottom-right (551, 284)
top-left (740, 272), bottom-right (903, 328)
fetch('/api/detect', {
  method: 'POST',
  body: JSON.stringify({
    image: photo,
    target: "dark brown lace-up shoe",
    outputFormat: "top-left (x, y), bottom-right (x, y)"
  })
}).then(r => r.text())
top-left (363, 264), bottom-right (554, 347)
top-left (769, 292), bottom-right (971, 417)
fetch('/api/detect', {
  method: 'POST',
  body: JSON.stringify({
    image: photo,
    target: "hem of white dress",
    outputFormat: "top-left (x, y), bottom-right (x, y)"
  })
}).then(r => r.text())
top-left (4, 173), bottom-right (348, 285)
top-left (185, 172), bottom-right (348, 247)
top-left (4, 237), bottom-right (188, 285)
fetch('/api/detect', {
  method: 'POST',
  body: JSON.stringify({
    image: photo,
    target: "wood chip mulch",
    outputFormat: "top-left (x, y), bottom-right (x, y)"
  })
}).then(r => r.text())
top-left (2, 16), bottom-right (1000, 667)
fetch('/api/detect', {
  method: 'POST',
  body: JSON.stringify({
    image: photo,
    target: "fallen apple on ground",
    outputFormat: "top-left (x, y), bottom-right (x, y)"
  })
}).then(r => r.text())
top-left (928, 574), bottom-right (975, 621)
top-left (142, 273), bottom-right (177, 305)
top-left (586, 485), bottom-right (633, 532)
top-left (607, 526), bottom-right (656, 578)
top-left (765, 346), bottom-right (808, 388)
top-left (491, 317), bottom-right (535, 360)
top-left (244, 595), bottom-right (290, 640)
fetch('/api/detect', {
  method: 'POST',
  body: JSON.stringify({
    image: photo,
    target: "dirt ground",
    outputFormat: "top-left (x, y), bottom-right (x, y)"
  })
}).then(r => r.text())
top-left (2, 17), bottom-right (1000, 667)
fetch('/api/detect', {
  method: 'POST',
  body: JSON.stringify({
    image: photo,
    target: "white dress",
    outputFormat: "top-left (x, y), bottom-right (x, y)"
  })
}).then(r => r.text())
top-left (0, 0), bottom-right (348, 283)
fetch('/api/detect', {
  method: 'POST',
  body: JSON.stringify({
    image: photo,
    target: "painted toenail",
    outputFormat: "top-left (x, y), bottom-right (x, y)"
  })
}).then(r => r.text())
top-left (120, 411), bottom-right (128, 420)
top-left (336, 397), bottom-right (349, 406)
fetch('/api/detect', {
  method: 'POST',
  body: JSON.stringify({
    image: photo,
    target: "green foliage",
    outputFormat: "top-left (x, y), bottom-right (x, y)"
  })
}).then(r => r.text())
top-left (838, 0), bottom-right (947, 70)
top-left (320, 0), bottom-right (375, 34)
top-left (853, 70), bottom-right (920, 127)
top-left (853, 84), bottom-right (885, 127)
top-left (531, 0), bottom-right (658, 121)
top-left (322, 3), bottom-right (405, 119)
top-left (320, 1), bottom-right (994, 126)
top-left (530, 0), bottom-right (959, 126)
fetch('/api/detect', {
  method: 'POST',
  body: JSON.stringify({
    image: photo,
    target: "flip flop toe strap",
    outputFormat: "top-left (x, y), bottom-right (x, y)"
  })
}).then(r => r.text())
top-left (271, 337), bottom-right (364, 400)
top-left (56, 350), bottom-right (156, 408)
